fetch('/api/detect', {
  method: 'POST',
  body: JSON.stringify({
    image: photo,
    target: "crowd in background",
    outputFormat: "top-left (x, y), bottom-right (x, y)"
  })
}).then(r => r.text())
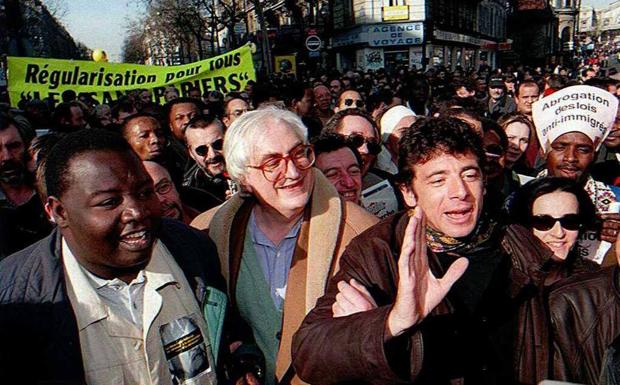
top-left (1, 55), bottom-right (620, 385)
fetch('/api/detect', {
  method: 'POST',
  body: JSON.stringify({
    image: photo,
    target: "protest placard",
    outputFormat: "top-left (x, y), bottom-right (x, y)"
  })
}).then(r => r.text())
top-left (361, 179), bottom-right (398, 219)
top-left (7, 44), bottom-right (256, 107)
top-left (532, 85), bottom-right (618, 153)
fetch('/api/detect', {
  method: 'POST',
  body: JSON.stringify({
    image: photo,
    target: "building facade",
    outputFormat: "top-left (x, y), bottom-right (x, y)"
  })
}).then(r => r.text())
top-left (506, 0), bottom-right (558, 66)
top-left (594, 1), bottom-right (620, 43)
top-left (330, 0), bottom-right (508, 72)
top-left (551, 0), bottom-right (579, 53)
top-left (1, 0), bottom-right (86, 59)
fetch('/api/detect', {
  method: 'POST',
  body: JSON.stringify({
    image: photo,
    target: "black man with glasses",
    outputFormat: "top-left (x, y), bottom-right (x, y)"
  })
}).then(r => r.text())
top-left (183, 114), bottom-right (231, 202)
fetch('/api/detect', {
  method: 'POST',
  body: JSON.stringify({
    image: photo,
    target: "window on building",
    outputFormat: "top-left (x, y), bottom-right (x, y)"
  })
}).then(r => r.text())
top-left (343, 0), bottom-right (354, 27)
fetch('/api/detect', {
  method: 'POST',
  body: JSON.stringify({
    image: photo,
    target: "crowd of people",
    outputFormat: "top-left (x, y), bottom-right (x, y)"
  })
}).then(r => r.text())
top-left (1, 58), bottom-right (620, 385)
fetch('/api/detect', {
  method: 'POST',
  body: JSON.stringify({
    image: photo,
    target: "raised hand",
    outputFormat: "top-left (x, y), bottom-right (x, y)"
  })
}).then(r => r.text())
top-left (600, 213), bottom-right (620, 243)
top-left (385, 208), bottom-right (469, 339)
top-left (332, 279), bottom-right (378, 318)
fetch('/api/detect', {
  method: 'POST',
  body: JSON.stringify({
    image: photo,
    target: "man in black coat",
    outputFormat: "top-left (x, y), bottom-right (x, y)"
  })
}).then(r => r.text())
top-left (0, 129), bottom-right (227, 385)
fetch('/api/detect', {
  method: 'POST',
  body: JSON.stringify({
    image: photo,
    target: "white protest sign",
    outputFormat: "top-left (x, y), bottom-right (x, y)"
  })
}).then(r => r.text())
top-left (532, 85), bottom-right (618, 153)
top-left (361, 179), bottom-right (398, 219)
top-left (576, 231), bottom-right (603, 264)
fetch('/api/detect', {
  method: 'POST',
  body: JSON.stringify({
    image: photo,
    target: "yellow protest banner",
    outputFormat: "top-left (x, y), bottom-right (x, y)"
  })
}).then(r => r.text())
top-left (7, 44), bottom-right (256, 107)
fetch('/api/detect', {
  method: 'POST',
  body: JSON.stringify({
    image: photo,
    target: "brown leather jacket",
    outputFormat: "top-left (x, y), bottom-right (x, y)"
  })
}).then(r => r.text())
top-left (292, 212), bottom-right (595, 385)
top-left (550, 266), bottom-right (620, 385)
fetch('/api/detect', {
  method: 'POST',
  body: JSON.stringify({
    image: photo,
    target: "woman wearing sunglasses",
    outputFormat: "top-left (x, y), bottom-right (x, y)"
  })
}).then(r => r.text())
top-left (511, 177), bottom-right (599, 283)
top-left (505, 177), bottom-right (600, 383)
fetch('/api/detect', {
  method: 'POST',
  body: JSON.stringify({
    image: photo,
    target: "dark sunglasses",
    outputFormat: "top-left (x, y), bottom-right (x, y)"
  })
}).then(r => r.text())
top-left (530, 214), bottom-right (581, 231)
top-left (195, 139), bottom-right (224, 157)
top-left (344, 99), bottom-right (365, 108)
top-left (345, 133), bottom-right (381, 155)
top-left (484, 144), bottom-right (505, 158)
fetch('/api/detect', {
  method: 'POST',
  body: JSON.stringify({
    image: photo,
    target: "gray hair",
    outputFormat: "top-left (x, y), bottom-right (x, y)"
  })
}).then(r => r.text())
top-left (224, 106), bottom-right (308, 183)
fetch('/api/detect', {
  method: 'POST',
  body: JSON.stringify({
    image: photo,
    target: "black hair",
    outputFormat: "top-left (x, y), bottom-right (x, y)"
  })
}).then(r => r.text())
top-left (45, 129), bottom-right (134, 198)
top-left (509, 177), bottom-right (597, 231)
top-left (164, 97), bottom-right (205, 121)
top-left (282, 82), bottom-right (309, 108)
top-left (120, 112), bottom-right (162, 138)
top-left (396, 116), bottom-right (486, 185)
top-left (32, 132), bottom-right (64, 201)
top-left (323, 108), bottom-right (378, 136)
top-left (504, 73), bottom-right (517, 83)
top-left (582, 67), bottom-right (596, 77)
top-left (184, 113), bottom-right (223, 135)
top-left (366, 89), bottom-right (394, 114)
top-left (251, 83), bottom-right (280, 107)
top-left (52, 101), bottom-right (83, 130)
top-left (583, 77), bottom-right (613, 91)
top-left (61, 90), bottom-right (77, 103)
top-left (223, 95), bottom-right (249, 114)
top-left (0, 113), bottom-right (20, 133)
top-left (111, 99), bottom-right (136, 120)
top-left (0, 113), bottom-right (33, 146)
top-left (224, 92), bottom-right (246, 102)
top-left (454, 78), bottom-right (477, 93)
top-left (311, 132), bottom-right (363, 166)
top-left (443, 97), bottom-right (486, 118)
top-left (481, 118), bottom-right (508, 150)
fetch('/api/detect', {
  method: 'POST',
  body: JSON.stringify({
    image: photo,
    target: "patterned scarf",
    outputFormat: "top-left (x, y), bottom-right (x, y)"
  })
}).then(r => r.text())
top-left (425, 212), bottom-right (499, 254)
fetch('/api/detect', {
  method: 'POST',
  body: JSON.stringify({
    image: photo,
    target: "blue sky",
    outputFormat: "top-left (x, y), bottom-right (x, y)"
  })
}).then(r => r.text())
top-left (55, 0), bottom-right (616, 63)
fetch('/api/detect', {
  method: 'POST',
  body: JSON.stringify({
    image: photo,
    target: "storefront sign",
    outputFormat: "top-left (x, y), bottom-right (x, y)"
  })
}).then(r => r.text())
top-left (383, 6), bottom-right (410, 21)
top-left (333, 26), bottom-right (364, 48)
top-left (334, 22), bottom-right (423, 48)
top-left (433, 29), bottom-right (481, 46)
top-left (367, 22), bottom-right (423, 47)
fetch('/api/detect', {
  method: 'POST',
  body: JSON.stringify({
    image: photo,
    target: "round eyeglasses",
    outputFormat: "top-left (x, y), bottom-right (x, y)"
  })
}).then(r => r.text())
top-left (247, 144), bottom-right (315, 182)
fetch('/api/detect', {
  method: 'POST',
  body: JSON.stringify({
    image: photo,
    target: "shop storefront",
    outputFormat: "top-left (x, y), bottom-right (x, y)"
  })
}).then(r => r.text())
top-left (428, 29), bottom-right (499, 71)
top-left (332, 21), bottom-right (424, 73)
